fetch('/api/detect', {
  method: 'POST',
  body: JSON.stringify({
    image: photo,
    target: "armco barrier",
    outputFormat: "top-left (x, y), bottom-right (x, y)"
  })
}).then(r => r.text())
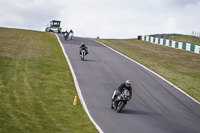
top-left (142, 36), bottom-right (200, 54)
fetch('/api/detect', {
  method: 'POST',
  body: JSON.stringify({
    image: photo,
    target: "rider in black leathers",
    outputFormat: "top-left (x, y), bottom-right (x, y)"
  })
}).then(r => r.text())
top-left (79, 43), bottom-right (88, 56)
top-left (64, 30), bottom-right (69, 40)
top-left (112, 80), bottom-right (132, 102)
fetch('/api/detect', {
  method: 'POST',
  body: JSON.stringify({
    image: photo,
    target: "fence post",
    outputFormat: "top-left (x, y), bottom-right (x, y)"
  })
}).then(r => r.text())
top-left (175, 42), bottom-right (179, 48)
top-left (158, 38), bottom-right (160, 44)
top-left (163, 39), bottom-right (166, 46)
top-left (169, 40), bottom-right (172, 47)
top-left (182, 43), bottom-right (186, 50)
top-left (190, 44), bottom-right (195, 53)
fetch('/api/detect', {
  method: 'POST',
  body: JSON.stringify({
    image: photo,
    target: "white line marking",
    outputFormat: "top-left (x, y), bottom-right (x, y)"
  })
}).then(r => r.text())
top-left (55, 34), bottom-right (104, 133)
top-left (94, 40), bottom-right (200, 105)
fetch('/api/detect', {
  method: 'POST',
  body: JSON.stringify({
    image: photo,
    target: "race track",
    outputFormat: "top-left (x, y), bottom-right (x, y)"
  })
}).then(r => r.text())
top-left (57, 34), bottom-right (200, 133)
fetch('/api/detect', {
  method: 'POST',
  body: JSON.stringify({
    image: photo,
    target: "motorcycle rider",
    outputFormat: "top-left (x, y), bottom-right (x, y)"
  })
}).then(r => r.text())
top-left (69, 29), bottom-right (73, 34)
top-left (111, 80), bottom-right (132, 107)
top-left (79, 43), bottom-right (88, 56)
top-left (64, 30), bottom-right (69, 40)
top-left (69, 29), bottom-right (74, 40)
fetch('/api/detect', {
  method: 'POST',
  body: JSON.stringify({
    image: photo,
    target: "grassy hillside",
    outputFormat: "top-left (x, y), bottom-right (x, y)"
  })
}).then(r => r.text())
top-left (0, 27), bottom-right (97, 133)
top-left (165, 36), bottom-right (200, 46)
top-left (95, 38), bottom-right (200, 102)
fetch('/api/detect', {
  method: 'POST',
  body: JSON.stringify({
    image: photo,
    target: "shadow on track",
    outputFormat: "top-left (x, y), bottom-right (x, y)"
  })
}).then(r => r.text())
top-left (121, 109), bottom-right (156, 115)
top-left (83, 59), bottom-right (100, 62)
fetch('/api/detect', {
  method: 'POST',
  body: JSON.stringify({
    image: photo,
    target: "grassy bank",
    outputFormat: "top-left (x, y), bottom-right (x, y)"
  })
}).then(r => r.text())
top-left (165, 36), bottom-right (200, 46)
top-left (95, 38), bottom-right (200, 102)
top-left (0, 27), bottom-right (97, 133)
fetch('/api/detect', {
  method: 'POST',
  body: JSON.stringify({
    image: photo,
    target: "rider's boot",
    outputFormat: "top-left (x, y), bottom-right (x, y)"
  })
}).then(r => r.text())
top-left (111, 103), bottom-right (114, 109)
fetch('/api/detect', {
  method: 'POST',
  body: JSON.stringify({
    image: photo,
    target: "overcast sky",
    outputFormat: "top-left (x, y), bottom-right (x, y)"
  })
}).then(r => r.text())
top-left (0, 0), bottom-right (199, 38)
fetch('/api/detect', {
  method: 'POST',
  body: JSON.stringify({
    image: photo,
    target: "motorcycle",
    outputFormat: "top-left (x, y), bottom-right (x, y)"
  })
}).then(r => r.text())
top-left (69, 33), bottom-right (73, 40)
top-left (80, 49), bottom-right (86, 61)
top-left (64, 32), bottom-right (69, 40)
top-left (111, 89), bottom-right (130, 113)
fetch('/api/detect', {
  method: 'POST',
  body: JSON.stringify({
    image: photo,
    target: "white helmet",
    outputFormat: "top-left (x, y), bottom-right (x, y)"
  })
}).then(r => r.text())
top-left (125, 80), bottom-right (131, 87)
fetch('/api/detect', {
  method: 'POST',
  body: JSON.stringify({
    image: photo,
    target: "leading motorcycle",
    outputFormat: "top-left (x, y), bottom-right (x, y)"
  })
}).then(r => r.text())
top-left (111, 89), bottom-right (130, 113)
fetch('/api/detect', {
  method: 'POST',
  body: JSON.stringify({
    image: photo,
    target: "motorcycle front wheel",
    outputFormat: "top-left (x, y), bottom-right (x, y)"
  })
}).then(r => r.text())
top-left (81, 53), bottom-right (84, 61)
top-left (117, 101), bottom-right (125, 113)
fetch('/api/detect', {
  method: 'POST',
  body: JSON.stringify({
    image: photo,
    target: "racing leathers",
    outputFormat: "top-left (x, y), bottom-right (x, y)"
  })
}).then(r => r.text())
top-left (64, 30), bottom-right (69, 40)
top-left (112, 83), bottom-right (132, 101)
top-left (79, 45), bottom-right (88, 56)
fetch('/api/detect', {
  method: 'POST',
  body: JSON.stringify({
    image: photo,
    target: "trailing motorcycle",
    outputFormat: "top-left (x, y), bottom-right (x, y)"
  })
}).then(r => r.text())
top-left (111, 89), bottom-right (130, 113)
top-left (69, 32), bottom-right (73, 40)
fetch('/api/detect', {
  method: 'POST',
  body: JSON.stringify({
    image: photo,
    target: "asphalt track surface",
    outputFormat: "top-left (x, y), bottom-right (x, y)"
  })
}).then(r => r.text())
top-left (57, 34), bottom-right (200, 133)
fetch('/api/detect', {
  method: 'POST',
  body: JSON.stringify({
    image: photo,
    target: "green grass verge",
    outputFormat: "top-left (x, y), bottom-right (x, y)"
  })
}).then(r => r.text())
top-left (164, 36), bottom-right (200, 46)
top-left (0, 27), bottom-right (98, 133)
top-left (94, 38), bottom-right (200, 102)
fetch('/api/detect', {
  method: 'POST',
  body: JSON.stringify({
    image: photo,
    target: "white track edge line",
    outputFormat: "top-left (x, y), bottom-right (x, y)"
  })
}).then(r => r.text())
top-left (94, 40), bottom-right (200, 105)
top-left (55, 34), bottom-right (104, 133)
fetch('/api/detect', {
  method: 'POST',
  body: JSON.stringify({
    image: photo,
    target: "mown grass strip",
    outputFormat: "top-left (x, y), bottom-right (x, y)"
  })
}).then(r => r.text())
top-left (0, 27), bottom-right (98, 133)
top-left (94, 38), bottom-right (200, 102)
